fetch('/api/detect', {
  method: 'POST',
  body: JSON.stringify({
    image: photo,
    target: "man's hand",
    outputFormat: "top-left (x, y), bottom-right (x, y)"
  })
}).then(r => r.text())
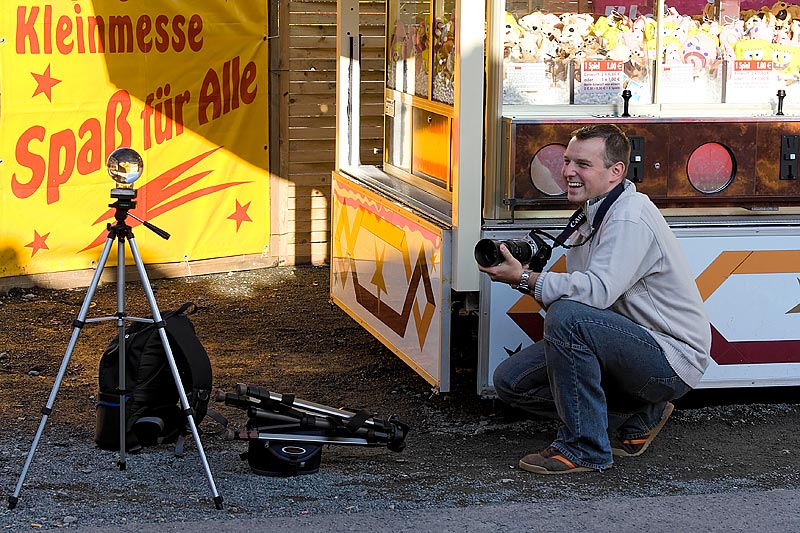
top-left (477, 244), bottom-right (530, 286)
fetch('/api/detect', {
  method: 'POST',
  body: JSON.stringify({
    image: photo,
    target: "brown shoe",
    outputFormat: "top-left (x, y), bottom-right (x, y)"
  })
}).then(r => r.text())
top-left (519, 446), bottom-right (593, 474)
top-left (611, 402), bottom-right (675, 457)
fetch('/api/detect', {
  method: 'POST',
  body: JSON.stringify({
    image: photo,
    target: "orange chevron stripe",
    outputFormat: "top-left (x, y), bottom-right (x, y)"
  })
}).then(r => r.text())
top-left (508, 255), bottom-right (567, 314)
top-left (735, 250), bottom-right (800, 274)
top-left (696, 250), bottom-right (800, 301)
top-left (695, 251), bottom-right (750, 301)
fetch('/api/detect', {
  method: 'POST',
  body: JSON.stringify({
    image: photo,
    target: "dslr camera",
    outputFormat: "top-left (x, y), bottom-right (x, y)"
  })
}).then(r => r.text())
top-left (474, 231), bottom-right (552, 272)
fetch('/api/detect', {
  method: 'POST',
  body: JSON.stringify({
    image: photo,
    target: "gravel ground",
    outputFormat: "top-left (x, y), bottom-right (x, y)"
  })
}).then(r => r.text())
top-left (2, 402), bottom-right (799, 531)
top-left (0, 266), bottom-right (799, 530)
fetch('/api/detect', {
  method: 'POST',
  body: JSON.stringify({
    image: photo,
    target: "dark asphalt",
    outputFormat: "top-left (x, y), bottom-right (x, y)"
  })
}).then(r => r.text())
top-left (75, 488), bottom-right (800, 532)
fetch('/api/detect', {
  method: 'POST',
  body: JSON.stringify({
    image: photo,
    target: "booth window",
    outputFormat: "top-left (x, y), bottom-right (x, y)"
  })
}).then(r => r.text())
top-left (686, 142), bottom-right (736, 194)
top-left (530, 143), bottom-right (567, 196)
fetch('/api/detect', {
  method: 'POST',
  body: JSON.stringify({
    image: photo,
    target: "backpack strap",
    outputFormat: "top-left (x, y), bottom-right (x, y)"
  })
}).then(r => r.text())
top-left (165, 303), bottom-right (212, 422)
top-left (205, 408), bottom-right (229, 428)
top-left (175, 302), bottom-right (198, 316)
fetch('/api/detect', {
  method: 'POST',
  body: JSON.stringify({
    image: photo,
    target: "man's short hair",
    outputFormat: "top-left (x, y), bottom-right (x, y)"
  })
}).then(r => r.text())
top-left (571, 124), bottom-right (631, 170)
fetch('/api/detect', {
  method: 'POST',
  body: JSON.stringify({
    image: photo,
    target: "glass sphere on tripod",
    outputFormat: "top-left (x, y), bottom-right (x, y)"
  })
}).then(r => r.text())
top-left (106, 148), bottom-right (143, 188)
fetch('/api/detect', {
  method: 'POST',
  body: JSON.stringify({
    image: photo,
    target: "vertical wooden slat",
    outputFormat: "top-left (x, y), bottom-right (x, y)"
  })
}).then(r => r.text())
top-left (270, 0), bottom-right (290, 266)
top-left (270, 0), bottom-right (386, 266)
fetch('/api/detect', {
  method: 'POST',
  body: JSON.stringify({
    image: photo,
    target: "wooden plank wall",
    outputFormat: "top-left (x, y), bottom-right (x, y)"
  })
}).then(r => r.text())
top-left (270, 0), bottom-right (386, 266)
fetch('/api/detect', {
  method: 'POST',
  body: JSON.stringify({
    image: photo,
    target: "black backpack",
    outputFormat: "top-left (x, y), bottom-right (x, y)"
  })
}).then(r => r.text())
top-left (94, 302), bottom-right (212, 453)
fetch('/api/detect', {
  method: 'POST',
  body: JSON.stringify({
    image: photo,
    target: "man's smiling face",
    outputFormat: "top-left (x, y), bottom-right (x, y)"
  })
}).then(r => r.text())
top-left (562, 136), bottom-right (625, 204)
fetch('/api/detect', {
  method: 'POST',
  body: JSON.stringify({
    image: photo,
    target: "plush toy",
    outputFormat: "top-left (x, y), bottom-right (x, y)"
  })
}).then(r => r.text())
top-left (504, 11), bottom-right (523, 48)
top-left (682, 33), bottom-right (719, 74)
top-left (719, 18), bottom-right (744, 60)
top-left (772, 42), bottom-right (800, 79)
top-left (631, 14), bottom-right (657, 44)
top-left (433, 16), bottom-right (455, 75)
top-left (389, 20), bottom-right (412, 62)
top-left (702, 0), bottom-right (716, 21)
top-left (556, 41), bottom-right (583, 61)
top-left (734, 38), bottom-right (773, 61)
top-left (772, 1), bottom-right (793, 32)
top-left (607, 42), bottom-right (632, 61)
top-left (624, 56), bottom-right (648, 84)
top-left (519, 29), bottom-right (544, 61)
top-left (776, 24), bottom-right (793, 44)
top-left (661, 36), bottom-right (684, 64)
top-left (504, 12), bottom-right (524, 61)
top-left (540, 33), bottom-right (561, 60)
top-left (740, 9), bottom-right (758, 24)
top-left (582, 34), bottom-right (603, 59)
top-left (559, 13), bottom-right (593, 49)
top-left (617, 31), bottom-right (648, 83)
top-left (539, 12), bottom-right (563, 42)
top-left (663, 16), bottom-right (694, 44)
top-left (414, 16), bottom-right (429, 57)
top-left (744, 8), bottom-right (777, 35)
top-left (773, 2), bottom-right (800, 43)
top-left (747, 20), bottom-right (776, 42)
top-left (518, 11), bottom-right (545, 34)
top-left (590, 16), bottom-right (607, 41)
top-left (790, 17), bottom-right (800, 43)
top-left (620, 27), bottom-right (647, 63)
top-left (698, 18), bottom-right (721, 41)
top-left (592, 15), bottom-right (623, 51)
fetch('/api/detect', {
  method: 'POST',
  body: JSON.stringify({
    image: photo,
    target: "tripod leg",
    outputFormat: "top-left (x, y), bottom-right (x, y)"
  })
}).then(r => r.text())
top-left (8, 236), bottom-right (116, 510)
top-left (127, 237), bottom-right (223, 510)
top-left (115, 238), bottom-right (128, 471)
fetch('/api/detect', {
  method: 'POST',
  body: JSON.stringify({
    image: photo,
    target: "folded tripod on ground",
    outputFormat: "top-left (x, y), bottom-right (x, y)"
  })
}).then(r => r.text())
top-left (215, 384), bottom-right (409, 476)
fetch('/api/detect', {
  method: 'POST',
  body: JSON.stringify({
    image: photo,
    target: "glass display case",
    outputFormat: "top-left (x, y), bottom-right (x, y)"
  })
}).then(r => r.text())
top-left (501, 0), bottom-right (800, 108)
top-left (384, 0), bottom-right (457, 201)
top-left (493, 0), bottom-right (800, 217)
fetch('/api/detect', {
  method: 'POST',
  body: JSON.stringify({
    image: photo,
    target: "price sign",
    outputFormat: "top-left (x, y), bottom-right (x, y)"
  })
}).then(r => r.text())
top-left (576, 60), bottom-right (624, 104)
top-left (726, 60), bottom-right (776, 103)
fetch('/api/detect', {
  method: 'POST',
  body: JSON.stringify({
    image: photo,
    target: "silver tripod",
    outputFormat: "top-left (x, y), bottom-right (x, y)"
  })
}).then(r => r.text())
top-left (8, 148), bottom-right (223, 510)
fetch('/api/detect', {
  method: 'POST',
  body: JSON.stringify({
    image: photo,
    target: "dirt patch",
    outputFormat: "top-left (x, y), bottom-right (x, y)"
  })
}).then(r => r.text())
top-left (0, 265), bottom-right (799, 527)
top-left (0, 266), bottom-right (464, 437)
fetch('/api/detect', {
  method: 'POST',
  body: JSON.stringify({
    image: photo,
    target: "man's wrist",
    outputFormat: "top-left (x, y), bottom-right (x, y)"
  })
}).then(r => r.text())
top-left (514, 270), bottom-right (532, 293)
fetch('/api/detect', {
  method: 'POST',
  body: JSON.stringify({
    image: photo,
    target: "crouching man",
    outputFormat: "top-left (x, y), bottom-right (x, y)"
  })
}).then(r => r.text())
top-left (479, 124), bottom-right (711, 474)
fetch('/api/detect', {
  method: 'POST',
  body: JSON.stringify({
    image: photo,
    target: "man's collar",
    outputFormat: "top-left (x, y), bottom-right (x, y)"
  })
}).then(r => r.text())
top-left (585, 180), bottom-right (629, 208)
top-left (579, 180), bottom-right (631, 234)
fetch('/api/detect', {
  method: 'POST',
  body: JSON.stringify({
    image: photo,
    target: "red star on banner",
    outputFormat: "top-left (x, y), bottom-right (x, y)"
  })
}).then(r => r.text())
top-left (25, 230), bottom-right (50, 257)
top-left (227, 200), bottom-right (252, 231)
top-left (32, 65), bottom-right (62, 101)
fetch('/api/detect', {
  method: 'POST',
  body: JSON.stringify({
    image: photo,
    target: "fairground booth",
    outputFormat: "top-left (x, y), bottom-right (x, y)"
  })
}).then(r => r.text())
top-left (332, 0), bottom-right (800, 395)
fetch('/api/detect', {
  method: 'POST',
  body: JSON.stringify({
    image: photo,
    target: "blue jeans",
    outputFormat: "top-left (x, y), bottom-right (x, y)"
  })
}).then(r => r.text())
top-left (493, 300), bottom-right (691, 470)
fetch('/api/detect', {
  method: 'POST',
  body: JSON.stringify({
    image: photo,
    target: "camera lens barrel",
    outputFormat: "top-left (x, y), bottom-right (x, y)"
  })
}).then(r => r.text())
top-left (474, 239), bottom-right (502, 267)
top-left (474, 239), bottom-right (533, 268)
top-left (502, 240), bottom-right (533, 265)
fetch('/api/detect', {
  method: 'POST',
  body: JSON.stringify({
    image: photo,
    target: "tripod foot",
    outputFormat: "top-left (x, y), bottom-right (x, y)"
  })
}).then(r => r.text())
top-left (8, 495), bottom-right (18, 510)
top-left (118, 460), bottom-right (127, 471)
top-left (214, 495), bottom-right (224, 510)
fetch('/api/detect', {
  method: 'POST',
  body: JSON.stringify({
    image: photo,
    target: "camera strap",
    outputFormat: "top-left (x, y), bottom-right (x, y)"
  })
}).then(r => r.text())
top-left (552, 181), bottom-right (625, 248)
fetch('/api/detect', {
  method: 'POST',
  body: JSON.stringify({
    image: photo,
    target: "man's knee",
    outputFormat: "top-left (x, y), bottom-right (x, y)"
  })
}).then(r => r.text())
top-left (544, 299), bottom-right (586, 333)
top-left (492, 359), bottom-right (513, 399)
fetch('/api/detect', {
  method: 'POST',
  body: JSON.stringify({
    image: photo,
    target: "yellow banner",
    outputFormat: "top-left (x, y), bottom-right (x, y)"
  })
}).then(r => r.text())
top-left (0, 1), bottom-right (269, 278)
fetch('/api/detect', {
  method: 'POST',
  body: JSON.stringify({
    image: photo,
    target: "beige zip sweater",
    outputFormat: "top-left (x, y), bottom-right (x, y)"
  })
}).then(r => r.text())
top-left (534, 181), bottom-right (712, 388)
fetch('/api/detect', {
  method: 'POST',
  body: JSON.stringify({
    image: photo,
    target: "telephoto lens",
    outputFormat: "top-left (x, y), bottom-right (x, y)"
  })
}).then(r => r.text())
top-left (474, 233), bottom-right (552, 271)
top-left (474, 239), bottom-right (533, 268)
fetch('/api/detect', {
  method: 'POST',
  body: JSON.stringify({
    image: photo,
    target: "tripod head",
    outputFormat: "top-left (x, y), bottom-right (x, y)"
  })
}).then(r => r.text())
top-left (105, 148), bottom-right (170, 240)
